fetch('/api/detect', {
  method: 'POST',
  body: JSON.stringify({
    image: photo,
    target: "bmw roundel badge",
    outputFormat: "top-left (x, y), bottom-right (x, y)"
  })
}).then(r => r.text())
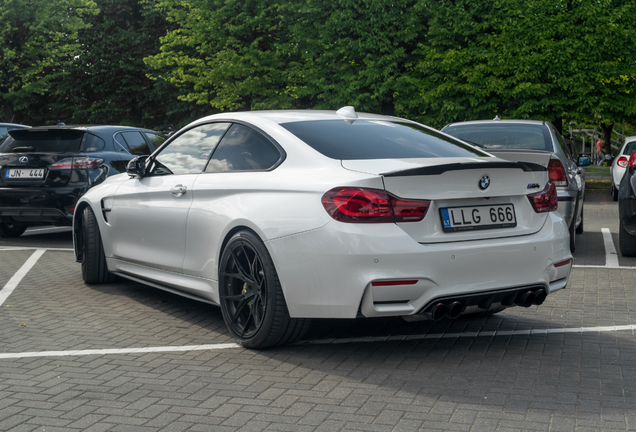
top-left (479, 175), bottom-right (490, 190)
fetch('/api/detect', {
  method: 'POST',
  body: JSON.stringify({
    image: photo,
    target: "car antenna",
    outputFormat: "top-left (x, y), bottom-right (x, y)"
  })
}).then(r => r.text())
top-left (493, 115), bottom-right (501, 121)
top-left (336, 106), bottom-right (358, 124)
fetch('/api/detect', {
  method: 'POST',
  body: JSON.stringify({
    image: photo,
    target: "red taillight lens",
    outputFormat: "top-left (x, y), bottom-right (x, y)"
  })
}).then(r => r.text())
top-left (629, 152), bottom-right (636, 167)
top-left (50, 157), bottom-right (104, 169)
top-left (321, 187), bottom-right (430, 223)
top-left (617, 156), bottom-right (629, 168)
top-left (548, 159), bottom-right (568, 187)
top-left (527, 182), bottom-right (558, 213)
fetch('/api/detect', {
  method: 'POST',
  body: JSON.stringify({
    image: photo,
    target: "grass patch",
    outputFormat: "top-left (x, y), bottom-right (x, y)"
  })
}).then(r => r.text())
top-left (585, 166), bottom-right (611, 175)
top-left (585, 179), bottom-right (611, 189)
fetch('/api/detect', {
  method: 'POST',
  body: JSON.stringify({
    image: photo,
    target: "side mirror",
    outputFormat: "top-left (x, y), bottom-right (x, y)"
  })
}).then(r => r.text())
top-left (577, 154), bottom-right (591, 167)
top-left (126, 155), bottom-right (148, 178)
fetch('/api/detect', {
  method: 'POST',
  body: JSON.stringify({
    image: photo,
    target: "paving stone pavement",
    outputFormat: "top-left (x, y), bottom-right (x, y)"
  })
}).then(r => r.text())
top-left (0, 189), bottom-right (634, 431)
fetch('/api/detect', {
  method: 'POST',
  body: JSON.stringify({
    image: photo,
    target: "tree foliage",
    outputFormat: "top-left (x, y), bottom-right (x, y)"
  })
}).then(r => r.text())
top-left (0, 0), bottom-right (98, 122)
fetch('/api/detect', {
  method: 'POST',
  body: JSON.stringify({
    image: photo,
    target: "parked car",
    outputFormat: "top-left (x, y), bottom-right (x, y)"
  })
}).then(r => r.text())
top-left (441, 119), bottom-right (586, 253)
top-left (0, 125), bottom-right (167, 238)
top-left (610, 136), bottom-right (636, 201)
top-left (73, 108), bottom-right (572, 349)
top-left (0, 122), bottom-right (30, 139)
top-left (618, 150), bottom-right (636, 256)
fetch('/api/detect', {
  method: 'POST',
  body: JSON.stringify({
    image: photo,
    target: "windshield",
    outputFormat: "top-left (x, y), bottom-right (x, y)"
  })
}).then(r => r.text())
top-left (281, 120), bottom-right (489, 160)
top-left (442, 123), bottom-right (552, 151)
top-left (0, 129), bottom-right (84, 153)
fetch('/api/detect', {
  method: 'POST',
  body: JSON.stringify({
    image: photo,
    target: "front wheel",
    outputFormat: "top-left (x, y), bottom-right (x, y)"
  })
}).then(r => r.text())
top-left (219, 230), bottom-right (310, 349)
top-left (80, 206), bottom-right (116, 284)
top-left (619, 221), bottom-right (636, 257)
top-left (0, 222), bottom-right (27, 238)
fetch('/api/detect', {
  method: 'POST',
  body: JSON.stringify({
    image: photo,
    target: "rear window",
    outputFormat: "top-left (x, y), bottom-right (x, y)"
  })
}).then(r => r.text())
top-left (0, 129), bottom-right (84, 153)
top-left (280, 120), bottom-right (488, 160)
top-left (442, 123), bottom-right (552, 151)
top-left (623, 142), bottom-right (636, 156)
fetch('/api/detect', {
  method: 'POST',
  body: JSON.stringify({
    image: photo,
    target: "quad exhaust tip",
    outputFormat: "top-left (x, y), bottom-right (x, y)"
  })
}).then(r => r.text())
top-left (424, 287), bottom-right (548, 320)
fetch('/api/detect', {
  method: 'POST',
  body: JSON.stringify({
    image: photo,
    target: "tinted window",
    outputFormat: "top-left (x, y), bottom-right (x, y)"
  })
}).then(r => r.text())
top-left (0, 127), bottom-right (8, 138)
top-left (145, 132), bottom-right (166, 150)
top-left (551, 126), bottom-right (571, 158)
top-left (443, 123), bottom-right (552, 151)
top-left (281, 120), bottom-right (487, 160)
top-left (0, 129), bottom-right (84, 153)
top-left (205, 124), bottom-right (282, 172)
top-left (151, 123), bottom-right (230, 175)
top-left (83, 133), bottom-right (105, 152)
top-left (116, 131), bottom-right (151, 155)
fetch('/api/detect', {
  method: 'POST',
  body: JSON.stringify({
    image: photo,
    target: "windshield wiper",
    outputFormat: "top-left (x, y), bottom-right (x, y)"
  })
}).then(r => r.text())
top-left (460, 139), bottom-right (486, 148)
top-left (11, 146), bottom-right (35, 152)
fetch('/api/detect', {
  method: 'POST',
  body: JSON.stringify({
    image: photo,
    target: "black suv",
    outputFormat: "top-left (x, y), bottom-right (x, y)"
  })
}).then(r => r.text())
top-left (0, 125), bottom-right (167, 237)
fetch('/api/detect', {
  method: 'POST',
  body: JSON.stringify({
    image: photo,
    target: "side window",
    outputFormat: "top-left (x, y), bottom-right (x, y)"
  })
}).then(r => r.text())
top-left (205, 124), bottom-right (282, 173)
top-left (552, 127), bottom-right (572, 159)
top-left (145, 132), bottom-right (166, 151)
top-left (150, 122), bottom-right (230, 176)
top-left (118, 131), bottom-right (151, 155)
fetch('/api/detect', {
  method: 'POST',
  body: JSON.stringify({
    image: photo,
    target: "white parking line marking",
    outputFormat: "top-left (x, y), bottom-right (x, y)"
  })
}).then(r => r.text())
top-left (602, 227), bottom-right (620, 268)
top-left (0, 324), bottom-right (634, 359)
top-left (0, 247), bottom-right (74, 252)
top-left (0, 249), bottom-right (46, 307)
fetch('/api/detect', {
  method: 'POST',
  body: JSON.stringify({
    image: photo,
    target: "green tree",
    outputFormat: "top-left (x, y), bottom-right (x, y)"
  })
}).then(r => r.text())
top-left (145, 0), bottom-right (308, 112)
top-left (409, 0), bottom-right (636, 137)
top-left (0, 0), bottom-right (98, 123)
top-left (53, 0), bottom-right (198, 128)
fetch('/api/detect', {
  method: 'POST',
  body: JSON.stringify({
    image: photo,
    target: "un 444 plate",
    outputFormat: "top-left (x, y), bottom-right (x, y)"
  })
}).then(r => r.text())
top-left (5, 168), bottom-right (45, 179)
top-left (440, 204), bottom-right (516, 232)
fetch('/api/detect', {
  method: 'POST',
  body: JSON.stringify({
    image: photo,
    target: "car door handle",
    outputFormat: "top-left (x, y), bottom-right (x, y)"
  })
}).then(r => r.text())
top-left (170, 184), bottom-right (187, 197)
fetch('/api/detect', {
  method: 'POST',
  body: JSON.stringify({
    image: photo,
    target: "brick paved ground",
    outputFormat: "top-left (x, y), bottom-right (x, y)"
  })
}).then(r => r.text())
top-left (0, 189), bottom-right (634, 431)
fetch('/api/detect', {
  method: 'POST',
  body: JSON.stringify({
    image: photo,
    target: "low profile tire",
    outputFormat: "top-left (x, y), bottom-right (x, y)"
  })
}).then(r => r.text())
top-left (219, 230), bottom-right (310, 349)
top-left (0, 222), bottom-right (27, 238)
top-left (575, 206), bottom-right (584, 234)
top-left (612, 184), bottom-right (619, 201)
top-left (80, 206), bottom-right (115, 284)
top-left (568, 210), bottom-right (577, 253)
top-left (619, 221), bottom-right (636, 257)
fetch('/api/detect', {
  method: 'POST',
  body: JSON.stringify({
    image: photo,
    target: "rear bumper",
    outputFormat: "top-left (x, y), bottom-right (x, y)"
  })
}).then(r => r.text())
top-left (267, 211), bottom-right (571, 319)
top-left (0, 187), bottom-right (82, 225)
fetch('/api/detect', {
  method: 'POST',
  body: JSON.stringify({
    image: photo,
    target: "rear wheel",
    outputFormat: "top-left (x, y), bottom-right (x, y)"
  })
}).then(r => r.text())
top-left (0, 222), bottom-right (27, 238)
top-left (219, 230), bottom-right (310, 349)
top-left (569, 210), bottom-right (577, 253)
top-left (619, 221), bottom-right (636, 257)
top-left (612, 184), bottom-right (619, 201)
top-left (80, 207), bottom-right (115, 284)
top-left (575, 206), bottom-right (584, 234)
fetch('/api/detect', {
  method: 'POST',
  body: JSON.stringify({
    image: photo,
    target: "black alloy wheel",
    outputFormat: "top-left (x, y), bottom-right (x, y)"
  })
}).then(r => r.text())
top-left (219, 230), bottom-right (310, 349)
top-left (569, 200), bottom-right (578, 253)
top-left (0, 221), bottom-right (27, 238)
top-left (80, 206), bottom-right (116, 284)
top-left (612, 184), bottom-right (619, 201)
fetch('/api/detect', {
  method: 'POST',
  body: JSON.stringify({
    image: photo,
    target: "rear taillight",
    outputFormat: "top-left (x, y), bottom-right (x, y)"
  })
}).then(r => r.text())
top-left (50, 157), bottom-right (104, 169)
top-left (527, 182), bottom-right (558, 213)
top-left (629, 152), bottom-right (636, 167)
top-left (617, 156), bottom-right (629, 168)
top-left (322, 187), bottom-right (430, 223)
top-left (548, 159), bottom-right (568, 187)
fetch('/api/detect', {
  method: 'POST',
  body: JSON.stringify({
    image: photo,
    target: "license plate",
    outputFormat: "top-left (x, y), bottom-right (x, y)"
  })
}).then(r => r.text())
top-left (5, 168), bottom-right (45, 179)
top-left (440, 204), bottom-right (516, 232)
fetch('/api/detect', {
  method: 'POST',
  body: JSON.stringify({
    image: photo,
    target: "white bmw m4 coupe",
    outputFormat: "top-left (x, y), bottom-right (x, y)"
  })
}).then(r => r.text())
top-left (73, 107), bottom-right (572, 348)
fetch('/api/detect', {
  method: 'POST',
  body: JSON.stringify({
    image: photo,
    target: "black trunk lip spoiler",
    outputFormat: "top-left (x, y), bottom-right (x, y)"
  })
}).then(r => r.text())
top-left (381, 161), bottom-right (546, 177)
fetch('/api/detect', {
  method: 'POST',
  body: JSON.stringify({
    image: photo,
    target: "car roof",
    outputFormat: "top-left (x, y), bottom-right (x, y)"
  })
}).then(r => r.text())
top-left (444, 119), bottom-right (548, 128)
top-left (27, 125), bottom-right (158, 133)
top-left (0, 123), bottom-right (30, 128)
top-left (192, 109), bottom-right (413, 126)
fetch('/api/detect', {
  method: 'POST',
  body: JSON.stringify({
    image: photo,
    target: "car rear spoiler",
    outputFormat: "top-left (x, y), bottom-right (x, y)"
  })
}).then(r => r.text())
top-left (382, 161), bottom-right (546, 177)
